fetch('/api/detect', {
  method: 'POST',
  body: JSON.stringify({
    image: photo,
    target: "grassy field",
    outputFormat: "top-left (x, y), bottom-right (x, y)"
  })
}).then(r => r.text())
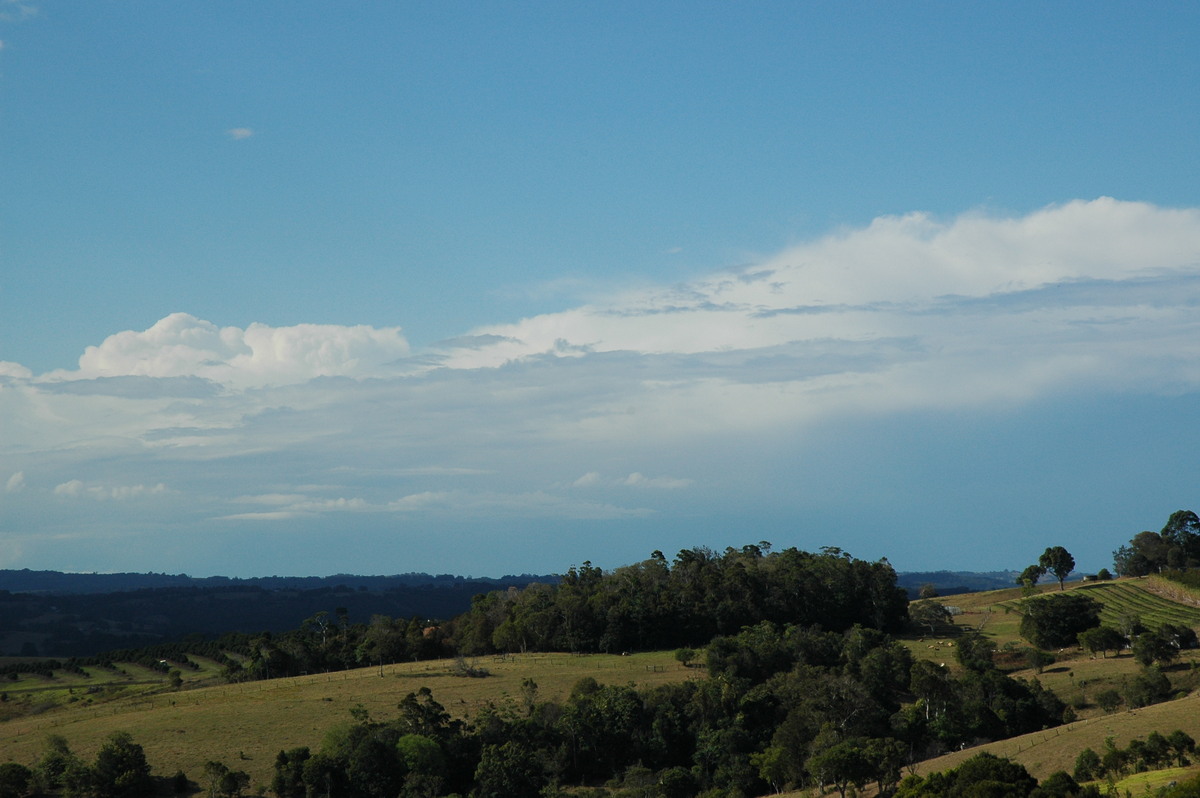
top-left (0, 651), bottom-right (693, 789)
top-left (911, 686), bottom-right (1200, 782)
top-left (766, 579), bottom-right (1200, 798)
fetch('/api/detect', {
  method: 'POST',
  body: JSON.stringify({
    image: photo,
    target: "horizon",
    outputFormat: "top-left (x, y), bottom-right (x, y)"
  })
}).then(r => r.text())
top-left (2, 3), bottom-right (1198, 579)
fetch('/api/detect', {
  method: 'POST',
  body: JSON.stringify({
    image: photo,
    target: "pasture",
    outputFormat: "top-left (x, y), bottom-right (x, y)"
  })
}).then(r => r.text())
top-left (0, 650), bottom-right (692, 789)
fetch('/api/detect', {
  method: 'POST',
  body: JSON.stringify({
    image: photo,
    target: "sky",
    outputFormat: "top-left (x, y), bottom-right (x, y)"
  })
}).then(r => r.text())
top-left (2, 2), bottom-right (1200, 578)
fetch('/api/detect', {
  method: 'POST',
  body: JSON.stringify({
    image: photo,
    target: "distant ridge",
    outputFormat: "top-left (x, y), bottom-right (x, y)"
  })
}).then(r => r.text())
top-left (0, 568), bottom-right (556, 595)
top-left (0, 567), bottom-right (1022, 598)
top-left (895, 570), bottom-right (1019, 597)
top-left (0, 569), bottom-right (561, 658)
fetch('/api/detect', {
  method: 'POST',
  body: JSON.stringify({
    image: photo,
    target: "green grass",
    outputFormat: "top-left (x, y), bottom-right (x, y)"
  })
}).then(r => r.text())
top-left (899, 580), bottom-right (1200, 721)
top-left (1073, 580), bottom-right (1200, 630)
top-left (1108, 765), bottom-right (1199, 794)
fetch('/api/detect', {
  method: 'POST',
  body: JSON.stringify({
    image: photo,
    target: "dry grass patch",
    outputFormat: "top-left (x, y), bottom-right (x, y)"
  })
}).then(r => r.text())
top-left (0, 651), bottom-right (694, 789)
top-left (913, 690), bottom-right (1200, 782)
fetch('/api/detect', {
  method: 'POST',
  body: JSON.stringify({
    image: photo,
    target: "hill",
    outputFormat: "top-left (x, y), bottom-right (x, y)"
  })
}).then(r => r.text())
top-left (0, 574), bottom-right (556, 658)
top-left (5, 552), bottom-right (1200, 798)
top-left (0, 569), bottom-right (556, 595)
top-left (895, 570), bottom-right (1021, 597)
top-left (0, 651), bottom-right (691, 790)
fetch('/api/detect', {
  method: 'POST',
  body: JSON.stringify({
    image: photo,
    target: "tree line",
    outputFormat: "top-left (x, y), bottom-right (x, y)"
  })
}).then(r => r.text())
top-left (11, 616), bottom-right (1074, 798)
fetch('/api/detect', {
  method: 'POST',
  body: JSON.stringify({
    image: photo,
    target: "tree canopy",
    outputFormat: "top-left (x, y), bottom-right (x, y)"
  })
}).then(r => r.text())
top-left (1038, 547), bottom-right (1075, 591)
top-left (1019, 593), bottom-right (1101, 649)
top-left (1114, 510), bottom-right (1200, 576)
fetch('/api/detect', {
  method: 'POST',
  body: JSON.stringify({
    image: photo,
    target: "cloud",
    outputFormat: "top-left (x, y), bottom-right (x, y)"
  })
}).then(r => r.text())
top-left (218, 494), bottom-right (367, 521)
top-left (5, 471), bottom-right (23, 493)
top-left (438, 199), bottom-right (1200, 367)
top-left (0, 1), bottom-right (37, 23)
top-left (572, 471), bottom-right (692, 490)
top-left (226, 127), bottom-right (254, 140)
top-left (386, 490), bottom-right (654, 520)
top-left (6, 198), bottom-right (1200, 574)
top-left (50, 312), bottom-right (410, 388)
top-left (54, 480), bottom-right (167, 500)
top-left (622, 472), bottom-right (693, 489)
top-left (0, 361), bottom-right (31, 379)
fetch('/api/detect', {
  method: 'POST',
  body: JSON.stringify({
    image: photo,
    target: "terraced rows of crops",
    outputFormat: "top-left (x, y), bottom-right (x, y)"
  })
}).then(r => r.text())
top-left (1068, 580), bottom-right (1200, 629)
top-left (993, 580), bottom-right (1200, 631)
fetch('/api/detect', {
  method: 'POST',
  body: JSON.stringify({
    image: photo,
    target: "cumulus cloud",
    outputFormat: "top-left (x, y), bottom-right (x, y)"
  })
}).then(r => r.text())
top-left (53, 313), bottom-right (410, 388)
top-left (0, 361), bottom-right (32, 379)
top-left (5, 471), bottom-right (24, 493)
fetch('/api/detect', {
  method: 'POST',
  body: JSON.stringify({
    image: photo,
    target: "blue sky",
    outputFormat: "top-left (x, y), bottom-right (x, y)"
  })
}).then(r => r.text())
top-left (2, 1), bottom-right (1199, 578)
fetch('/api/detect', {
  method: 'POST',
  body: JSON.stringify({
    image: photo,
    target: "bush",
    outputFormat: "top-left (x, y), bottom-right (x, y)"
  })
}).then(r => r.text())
top-left (1124, 667), bottom-right (1172, 708)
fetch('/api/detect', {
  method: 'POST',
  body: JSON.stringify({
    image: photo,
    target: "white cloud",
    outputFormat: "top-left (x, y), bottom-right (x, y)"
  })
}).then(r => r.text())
top-left (622, 472), bottom-right (693, 489)
top-left (53, 479), bottom-right (83, 497)
top-left (0, 361), bottom-right (31, 378)
top-left (7, 198), bottom-right (1200, 571)
top-left (54, 480), bottom-right (167, 500)
top-left (51, 312), bottom-right (410, 388)
top-left (572, 471), bottom-right (692, 489)
top-left (382, 490), bottom-right (654, 520)
top-left (226, 127), bottom-right (254, 140)
top-left (432, 199), bottom-right (1200, 371)
top-left (5, 471), bottom-right (24, 493)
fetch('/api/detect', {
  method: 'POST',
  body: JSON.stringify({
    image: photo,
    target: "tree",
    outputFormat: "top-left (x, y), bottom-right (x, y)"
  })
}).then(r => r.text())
top-left (1168, 730), bottom-right (1196, 767)
top-left (1039, 547), bottom-right (1075, 590)
top-left (909, 601), bottom-right (951, 635)
top-left (1133, 631), bottom-right (1179, 667)
top-left (1077, 626), bottom-right (1124, 658)
top-left (395, 735), bottom-right (445, 781)
top-left (674, 648), bottom-right (697, 668)
top-left (271, 748), bottom-right (310, 798)
top-left (1073, 748), bottom-right (1101, 782)
top-left (0, 764), bottom-right (31, 798)
top-left (1095, 689), bottom-right (1122, 713)
top-left (1161, 510), bottom-right (1200, 567)
top-left (1019, 564), bottom-right (1046, 596)
top-left (1124, 666), bottom-right (1172, 708)
top-left (33, 734), bottom-right (83, 795)
top-left (217, 770), bottom-right (250, 798)
top-left (1113, 512), bottom-right (1200, 576)
top-left (955, 633), bottom-right (996, 672)
top-left (474, 741), bottom-right (547, 797)
top-left (806, 739), bottom-right (873, 798)
top-left (1019, 593), bottom-right (1100, 648)
top-left (1023, 647), bottom-right (1054, 674)
top-left (92, 732), bottom-right (154, 798)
